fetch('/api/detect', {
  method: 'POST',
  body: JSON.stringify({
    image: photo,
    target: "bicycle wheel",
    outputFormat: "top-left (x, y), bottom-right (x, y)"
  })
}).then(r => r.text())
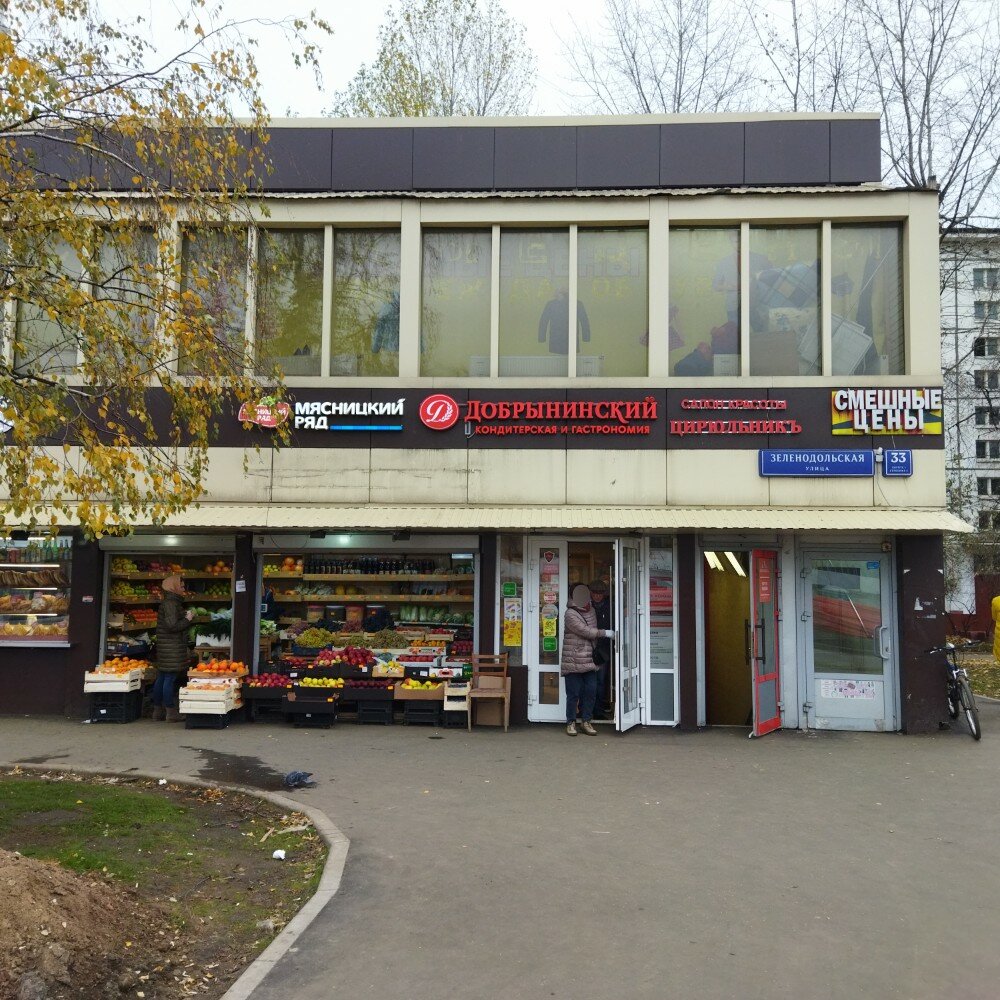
top-left (958, 677), bottom-right (982, 741)
top-left (947, 680), bottom-right (960, 719)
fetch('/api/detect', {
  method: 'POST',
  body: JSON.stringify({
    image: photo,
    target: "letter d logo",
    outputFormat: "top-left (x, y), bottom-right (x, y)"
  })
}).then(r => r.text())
top-left (419, 393), bottom-right (459, 431)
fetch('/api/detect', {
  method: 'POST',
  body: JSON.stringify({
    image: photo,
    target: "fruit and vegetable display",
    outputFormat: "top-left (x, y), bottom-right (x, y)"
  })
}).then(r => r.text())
top-left (449, 639), bottom-right (473, 656)
top-left (110, 581), bottom-right (162, 601)
top-left (111, 557), bottom-right (182, 576)
top-left (201, 560), bottom-right (232, 576)
top-left (125, 608), bottom-right (157, 627)
top-left (264, 556), bottom-right (303, 576)
top-left (313, 646), bottom-right (377, 669)
top-left (399, 678), bottom-right (442, 691)
top-left (95, 657), bottom-right (149, 674)
top-left (280, 655), bottom-right (312, 669)
top-left (295, 627), bottom-right (340, 649)
top-left (190, 659), bottom-right (248, 676)
top-left (344, 679), bottom-right (395, 690)
top-left (246, 673), bottom-right (290, 689)
top-left (298, 676), bottom-right (344, 689)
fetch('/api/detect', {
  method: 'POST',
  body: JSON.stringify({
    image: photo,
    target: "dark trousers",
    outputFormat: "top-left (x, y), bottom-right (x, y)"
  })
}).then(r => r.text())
top-left (565, 670), bottom-right (598, 724)
top-left (151, 671), bottom-right (181, 708)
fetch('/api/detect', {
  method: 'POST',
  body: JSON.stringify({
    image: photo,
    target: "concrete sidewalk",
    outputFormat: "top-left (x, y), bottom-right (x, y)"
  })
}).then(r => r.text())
top-left (3, 711), bottom-right (999, 1000)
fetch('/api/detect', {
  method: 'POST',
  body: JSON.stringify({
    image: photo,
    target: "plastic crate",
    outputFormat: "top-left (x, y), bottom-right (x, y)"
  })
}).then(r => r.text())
top-left (403, 701), bottom-right (441, 726)
top-left (184, 713), bottom-right (229, 730)
top-left (88, 690), bottom-right (142, 724)
top-left (357, 701), bottom-right (393, 725)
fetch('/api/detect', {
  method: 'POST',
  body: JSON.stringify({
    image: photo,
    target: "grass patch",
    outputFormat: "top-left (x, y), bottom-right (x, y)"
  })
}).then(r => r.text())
top-left (962, 655), bottom-right (1000, 699)
top-left (0, 771), bottom-right (328, 998)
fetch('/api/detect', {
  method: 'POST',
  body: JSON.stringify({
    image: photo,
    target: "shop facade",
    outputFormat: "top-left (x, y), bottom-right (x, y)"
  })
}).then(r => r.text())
top-left (0, 114), bottom-right (967, 732)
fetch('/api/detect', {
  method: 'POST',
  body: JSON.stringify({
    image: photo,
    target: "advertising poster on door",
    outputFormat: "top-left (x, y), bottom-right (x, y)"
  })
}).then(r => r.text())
top-left (502, 597), bottom-right (522, 647)
top-left (540, 549), bottom-right (559, 655)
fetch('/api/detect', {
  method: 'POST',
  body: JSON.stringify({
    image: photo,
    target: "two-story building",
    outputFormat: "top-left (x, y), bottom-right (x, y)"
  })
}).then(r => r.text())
top-left (1, 114), bottom-right (968, 733)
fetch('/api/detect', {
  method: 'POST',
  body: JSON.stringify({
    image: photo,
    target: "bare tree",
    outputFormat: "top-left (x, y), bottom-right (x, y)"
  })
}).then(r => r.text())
top-left (562, 0), bottom-right (756, 114)
top-left (744, 0), bottom-right (868, 112)
top-left (333, 0), bottom-right (536, 117)
top-left (852, 0), bottom-right (1000, 232)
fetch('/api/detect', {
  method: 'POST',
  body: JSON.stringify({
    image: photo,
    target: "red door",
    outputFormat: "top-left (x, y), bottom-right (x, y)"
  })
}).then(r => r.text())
top-left (751, 550), bottom-right (781, 737)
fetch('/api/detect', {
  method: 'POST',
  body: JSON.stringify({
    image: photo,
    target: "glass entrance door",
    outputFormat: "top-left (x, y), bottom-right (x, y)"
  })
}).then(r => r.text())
top-left (615, 539), bottom-right (642, 731)
top-left (525, 539), bottom-right (568, 723)
top-left (802, 552), bottom-right (896, 732)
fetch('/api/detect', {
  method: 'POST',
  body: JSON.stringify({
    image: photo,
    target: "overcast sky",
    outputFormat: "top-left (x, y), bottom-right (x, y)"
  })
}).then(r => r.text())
top-left (109, 0), bottom-right (612, 117)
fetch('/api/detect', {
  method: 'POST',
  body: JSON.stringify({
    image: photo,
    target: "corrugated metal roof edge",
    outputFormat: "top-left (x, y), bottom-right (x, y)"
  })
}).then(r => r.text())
top-left (7, 505), bottom-right (971, 533)
top-left (88, 183), bottom-right (905, 201)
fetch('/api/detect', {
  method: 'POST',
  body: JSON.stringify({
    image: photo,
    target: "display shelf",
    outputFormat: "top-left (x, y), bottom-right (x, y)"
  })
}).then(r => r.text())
top-left (301, 573), bottom-right (471, 583)
top-left (262, 572), bottom-right (304, 579)
top-left (0, 611), bottom-right (64, 617)
top-left (2, 586), bottom-right (61, 592)
top-left (109, 571), bottom-right (230, 580)
top-left (183, 595), bottom-right (233, 602)
top-left (0, 639), bottom-right (70, 647)
top-left (273, 594), bottom-right (473, 604)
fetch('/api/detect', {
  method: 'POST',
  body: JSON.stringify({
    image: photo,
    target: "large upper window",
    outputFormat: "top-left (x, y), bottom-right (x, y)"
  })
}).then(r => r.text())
top-left (578, 229), bottom-right (648, 377)
top-left (91, 229), bottom-right (158, 361)
top-left (421, 230), bottom-right (491, 377)
top-left (831, 224), bottom-right (904, 375)
top-left (256, 229), bottom-right (324, 376)
top-left (179, 229), bottom-right (248, 375)
top-left (668, 228), bottom-right (740, 377)
top-left (330, 229), bottom-right (401, 377)
top-left (499, 230), bottom-right (570, 376)
top-left (14, 237), bottom-right (83, 374)
top-left (749, 226), bottom-right (821, 376)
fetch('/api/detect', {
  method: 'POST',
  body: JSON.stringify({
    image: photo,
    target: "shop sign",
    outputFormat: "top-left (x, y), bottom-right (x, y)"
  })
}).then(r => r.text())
top-left (880, 449), bottom-right (913, 477)
top-left (461, 396), bottom-right (659, 437)
top-left (501, 581), bottom-right (518, 598)
top-left (758, 449), bottom-right (874, 477)
top-left (831, 388), bottom-right (943, 435)
top-left (670, 397), bottom-right (801, 436)
top-left (237, 399), bottom-right (291, 429)
top-left (419, 394), bottom-right (460, 431)
top-left (291, 398), bottom-right (405, 432)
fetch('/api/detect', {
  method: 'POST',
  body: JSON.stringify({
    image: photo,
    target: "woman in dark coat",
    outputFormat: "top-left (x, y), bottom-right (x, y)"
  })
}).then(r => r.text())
top-left (562, 584), bottom-right (614, 737)
top-left (153, 574), bottom-right (192, 721)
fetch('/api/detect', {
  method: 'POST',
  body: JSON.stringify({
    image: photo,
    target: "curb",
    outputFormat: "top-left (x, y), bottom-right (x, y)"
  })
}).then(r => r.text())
top-left (3, 761), bottom-right (349, 1000)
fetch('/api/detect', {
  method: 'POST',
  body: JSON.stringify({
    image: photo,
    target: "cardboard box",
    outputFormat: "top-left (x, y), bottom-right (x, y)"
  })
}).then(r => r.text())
top-left (472, 699), bottom-right (504, 727)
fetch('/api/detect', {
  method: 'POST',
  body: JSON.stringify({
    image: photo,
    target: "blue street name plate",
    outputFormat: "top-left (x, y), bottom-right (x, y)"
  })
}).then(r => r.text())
top-left (759, 449), bottom-right (875, 477)
top-left (881, 449), bottom-right (913, 477)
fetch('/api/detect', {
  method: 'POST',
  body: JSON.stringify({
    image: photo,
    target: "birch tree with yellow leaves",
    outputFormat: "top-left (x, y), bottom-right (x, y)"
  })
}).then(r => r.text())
top-left (0, 0), bottom-right (329, 535)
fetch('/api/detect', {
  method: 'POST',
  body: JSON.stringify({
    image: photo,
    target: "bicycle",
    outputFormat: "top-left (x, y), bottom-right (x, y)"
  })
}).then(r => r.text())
top-left (929, 642), bottom-right (982, 741)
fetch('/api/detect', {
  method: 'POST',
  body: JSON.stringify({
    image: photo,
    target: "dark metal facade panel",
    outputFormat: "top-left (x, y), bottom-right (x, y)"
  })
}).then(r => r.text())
top-left (745, 120), bottom-right (831, 184)
top-left (331, 128), bottom-right (414, 191)
top-left (90, 129), bottom-right (171, 190)
top-left (830, 119), bottom-right (882, 183)
top-left (494, 126), bottom-right (577, 190)
top-left (577, 125), bottom-right (661, 188)
top-left (8, 132), bottom-right (92, 191)
top-left (260, 128), bottom-right (334, 191)
top-left (660, 123), bottom-right (745, 186)
top-left (413, 127), bottom-right (494, 190)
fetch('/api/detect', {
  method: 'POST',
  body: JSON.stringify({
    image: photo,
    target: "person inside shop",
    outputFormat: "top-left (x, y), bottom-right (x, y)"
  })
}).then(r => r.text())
top-left (260, 581), bottom-right (280, 623)
top-left (153, 574), bottom-right (193, 722)
top-left (538, 285), bottom-right (591, 355)
top-left (589, 579), bottom-right (613, 720)
top-left (562, 584), bottom-right (615, 737)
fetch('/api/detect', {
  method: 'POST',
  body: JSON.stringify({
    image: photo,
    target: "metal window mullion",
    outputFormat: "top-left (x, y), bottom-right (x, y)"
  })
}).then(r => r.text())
top-left (321, 226), bottom-right (333, 377)
top-left (398, 202), bottom-right (421, 377)
top-left (568, 224), bottom-right (578, 378)
top-left (490, 224), bottom-right (500, 377)
top-left (821, 220), bottom-right (832, 376)
top-left (244, 226), bottom-right (258, 377)
top-left (168, 220), bottom-right (183, 376)
top-left (740, 222), bottom-right (751, 376)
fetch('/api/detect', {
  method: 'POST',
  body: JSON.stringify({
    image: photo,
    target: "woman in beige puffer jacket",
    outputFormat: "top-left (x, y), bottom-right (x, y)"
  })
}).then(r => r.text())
top-left (561, 584), bottom-right (611, 736)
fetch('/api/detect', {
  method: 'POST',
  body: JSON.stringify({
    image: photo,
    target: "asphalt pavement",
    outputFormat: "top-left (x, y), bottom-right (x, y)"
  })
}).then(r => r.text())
top-left (3, 709), bottom-right (999, 1000)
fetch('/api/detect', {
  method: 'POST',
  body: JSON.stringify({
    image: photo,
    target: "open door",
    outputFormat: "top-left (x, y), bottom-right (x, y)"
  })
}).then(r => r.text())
top-left (615, 538), bottom-right (642, 732)
top-left (750, 550), bottom-right (781, 737)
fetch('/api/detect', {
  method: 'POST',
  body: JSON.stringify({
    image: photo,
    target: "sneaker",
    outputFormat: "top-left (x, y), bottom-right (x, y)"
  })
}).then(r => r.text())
top-left (566, 722), bottom-right (578, 736)
top-left (580, 721), bottom-right (598, 736)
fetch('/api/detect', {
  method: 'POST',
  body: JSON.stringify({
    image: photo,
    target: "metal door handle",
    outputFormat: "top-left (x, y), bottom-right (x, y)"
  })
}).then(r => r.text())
top-left (876, 624), bottom-right (891, 659)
